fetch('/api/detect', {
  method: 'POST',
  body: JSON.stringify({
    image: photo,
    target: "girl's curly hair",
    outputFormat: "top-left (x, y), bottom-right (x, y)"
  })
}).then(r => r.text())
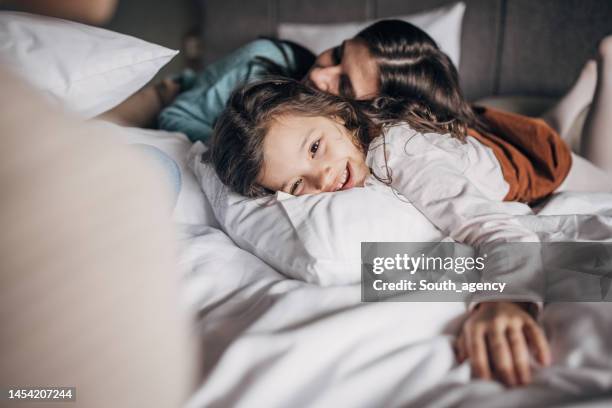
top-left (211, 77), bottom-right (479, 198)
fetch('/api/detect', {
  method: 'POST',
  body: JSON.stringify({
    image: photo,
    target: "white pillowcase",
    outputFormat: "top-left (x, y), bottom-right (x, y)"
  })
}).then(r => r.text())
top-left (90, 122), bottom-right (217, 227)
top-left (278, 2), bottom-right (466, 67)
top-left (0, 12), bottom-right (178, 118)
top-left (190, 142), bottom-right (445, 286)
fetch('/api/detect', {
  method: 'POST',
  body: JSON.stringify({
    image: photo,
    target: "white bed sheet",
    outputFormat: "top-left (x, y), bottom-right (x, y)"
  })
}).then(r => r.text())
top-left (180, 208), bottom-right (612, 406)
top-left (132, 128), bottom-right (612, 407)
top-left (180, 227), bottom-right (612, 408)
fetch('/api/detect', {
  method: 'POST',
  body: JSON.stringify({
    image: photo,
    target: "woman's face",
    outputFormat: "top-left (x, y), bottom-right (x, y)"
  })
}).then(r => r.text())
top-left (257, 115), bottom-right (370, 196)
top-left (305, 39), bottom-right (379, 99)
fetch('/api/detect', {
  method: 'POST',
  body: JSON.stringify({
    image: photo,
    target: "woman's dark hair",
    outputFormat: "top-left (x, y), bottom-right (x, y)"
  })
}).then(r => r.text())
top-left (210, 78), bottom-right (379, 198)
top-left (355, 20), bottom-right (487, 139)
top-left (253, 37), bottom-right (315, 80)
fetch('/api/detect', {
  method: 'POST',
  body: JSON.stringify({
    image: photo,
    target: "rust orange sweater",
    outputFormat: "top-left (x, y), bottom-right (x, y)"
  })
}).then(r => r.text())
top-left (468, 107), bottom-right (572, 204)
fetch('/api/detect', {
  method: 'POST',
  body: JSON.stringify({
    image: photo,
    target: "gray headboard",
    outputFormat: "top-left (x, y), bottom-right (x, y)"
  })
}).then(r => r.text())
top-left (198, 0), bottom-right (611, 101)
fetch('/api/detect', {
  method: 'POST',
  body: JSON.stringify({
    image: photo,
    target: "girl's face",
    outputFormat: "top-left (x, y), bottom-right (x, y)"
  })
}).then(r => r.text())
top-left (257, 115), bottom-right (370, 196)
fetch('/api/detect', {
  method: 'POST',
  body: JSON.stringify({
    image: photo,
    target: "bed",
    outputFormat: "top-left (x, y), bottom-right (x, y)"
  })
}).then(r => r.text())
top-left (2, 5), bottom-right (612, 407)
top-left (167, 138), bottom-right (612, 407)
top-left (185, 1), bottom-right (612, 405)
top-left (95, 108), bottom-right (612, 408)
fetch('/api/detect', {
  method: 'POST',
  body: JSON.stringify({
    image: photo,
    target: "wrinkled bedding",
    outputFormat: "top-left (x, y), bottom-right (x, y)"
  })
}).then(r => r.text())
top-left (179, 202), bottom-right (612, 407)
top-left (129, 127), bottom-right (612, 408)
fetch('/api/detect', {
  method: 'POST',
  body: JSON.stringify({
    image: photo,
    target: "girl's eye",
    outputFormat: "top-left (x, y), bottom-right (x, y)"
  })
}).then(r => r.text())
top-left (290, 178), bottom-right (303, 195)
top-left (310, 139), bottom-right (320, 158)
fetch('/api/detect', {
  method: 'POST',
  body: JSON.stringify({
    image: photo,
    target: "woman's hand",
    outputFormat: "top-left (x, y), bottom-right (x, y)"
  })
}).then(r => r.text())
top-left (154, 78), bottom-right (181, 108)
top-left (455, 301), bottom-right (551, 387)
top-left (97, 78), bottom-right (181, 128)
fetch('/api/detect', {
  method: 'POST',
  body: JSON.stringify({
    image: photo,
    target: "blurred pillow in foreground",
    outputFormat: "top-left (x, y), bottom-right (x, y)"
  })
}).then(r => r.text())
top-left (0, 11), bottom-right (178, 118)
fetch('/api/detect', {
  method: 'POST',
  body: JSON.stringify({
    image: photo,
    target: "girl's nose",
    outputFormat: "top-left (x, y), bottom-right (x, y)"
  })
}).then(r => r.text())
top-left (312, 165), bottom-right (335, 192)
top-left (308, 65), bottom-right (341, 94)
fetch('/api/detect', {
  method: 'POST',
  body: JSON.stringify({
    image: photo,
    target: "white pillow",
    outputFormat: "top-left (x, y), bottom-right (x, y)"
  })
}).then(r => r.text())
top-left (0, 12), bottom-right (178, 118)
top-left (190, 142), bottom-right (445, 286)
top-left (278, 2), bottom-right (466, 67)
top-left (90, 122), bottom-right (217, 227)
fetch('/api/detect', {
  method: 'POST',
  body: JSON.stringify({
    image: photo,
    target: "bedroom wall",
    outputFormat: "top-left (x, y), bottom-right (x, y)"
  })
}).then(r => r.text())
top-left (197, 0), bottom-right (612, 101)
top-left (499, 0), bottom-right (612, 96)
top-left (197, 0), bottom-right (502, 100)
top-left (103, 0), bottom-right (200, 78)
top-left (3, 1), bottom-right (610, 98)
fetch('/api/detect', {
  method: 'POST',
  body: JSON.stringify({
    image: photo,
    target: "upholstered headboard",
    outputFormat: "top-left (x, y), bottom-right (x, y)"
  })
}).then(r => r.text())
top-left (198, 0), bottom-right (611, 101)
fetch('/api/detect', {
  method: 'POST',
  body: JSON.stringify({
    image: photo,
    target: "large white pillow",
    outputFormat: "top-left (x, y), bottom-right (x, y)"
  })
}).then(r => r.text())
top-left (0, 12), bottom-right (178, 118)
top-left (278, 2), bottom-right (466, 67)
top-left (189, 142), bottom-right (445, 286)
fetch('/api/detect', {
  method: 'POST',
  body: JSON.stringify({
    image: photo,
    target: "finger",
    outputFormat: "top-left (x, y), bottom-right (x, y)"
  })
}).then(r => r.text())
top-left (524, 321), bottom-right (552, 366)
top-left (466, 324), bottom-right (492, 380)
top-left (455, 332), bottom-right (466, 363)
top-left (508, 324), bottom-right (532, 385)
top-left (487, 328), bottom-right (518, 387)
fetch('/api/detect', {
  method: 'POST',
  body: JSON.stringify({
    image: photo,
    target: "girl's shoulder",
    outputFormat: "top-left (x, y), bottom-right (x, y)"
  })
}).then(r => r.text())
top-left (365, 123), bottom-right (475, 176)
top-left (372, 123), bottom-right (465, 154)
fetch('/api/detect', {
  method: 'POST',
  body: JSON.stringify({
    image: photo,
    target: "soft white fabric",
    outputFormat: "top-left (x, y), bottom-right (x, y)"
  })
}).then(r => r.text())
top-left (189, 141), bottom-right (444, 285)
top-left (278, 2), bottom-right (466, 67)
top-left (179, 193), bottom-right (612, 408)
top-left (536, 191), bottom-right (612, 216)
top-left (367, 124), bottom-right (544, 305)
top-left (0, 12), bottom-right (178, 118)
top-left (90, 122), bottom-right (217, 227)
top-left (179, 134), bottom-right (612, 406)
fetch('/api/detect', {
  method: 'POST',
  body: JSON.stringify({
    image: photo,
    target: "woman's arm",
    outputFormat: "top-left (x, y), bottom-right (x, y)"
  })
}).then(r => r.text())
top-left (96, 79), bottom-right (180, 128)
top-left (157, 39), bottom-right (312, 143)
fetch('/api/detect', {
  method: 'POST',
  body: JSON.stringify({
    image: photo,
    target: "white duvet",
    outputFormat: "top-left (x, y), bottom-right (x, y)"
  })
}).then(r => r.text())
top-left (180, 201), bottom-right (612, 407)
top-left (129, 128), bottom-right (612, 407)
